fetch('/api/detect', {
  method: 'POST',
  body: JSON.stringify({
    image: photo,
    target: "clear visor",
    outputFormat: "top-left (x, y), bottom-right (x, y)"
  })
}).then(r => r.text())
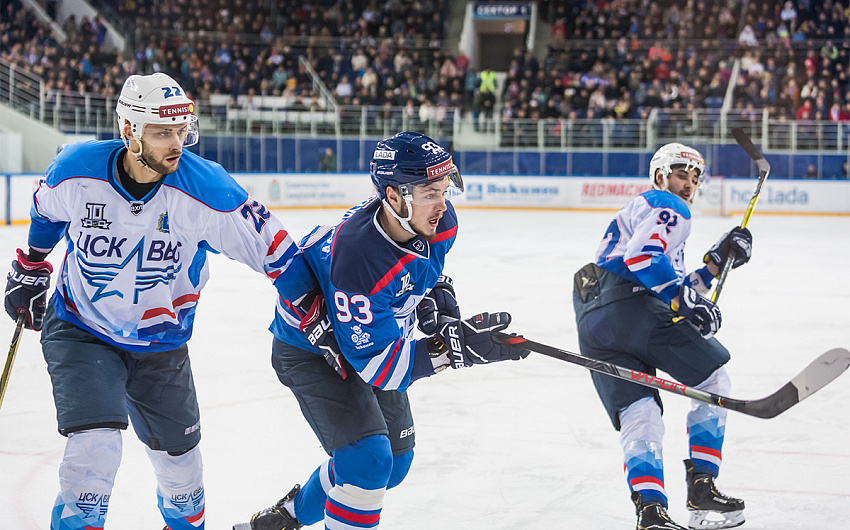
top-left (403, 168), bottom-right (464, 206)
top-left (140, 116), bottom-right (199, 148)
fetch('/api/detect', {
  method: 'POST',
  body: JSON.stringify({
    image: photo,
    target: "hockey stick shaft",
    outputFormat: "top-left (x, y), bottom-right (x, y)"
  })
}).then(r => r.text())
top-left (711, 129), bottom-right (771, 303)
top-left (495, 332), bottom-right (850, 419)
top-left (0, 314), bottom-right (26, 410)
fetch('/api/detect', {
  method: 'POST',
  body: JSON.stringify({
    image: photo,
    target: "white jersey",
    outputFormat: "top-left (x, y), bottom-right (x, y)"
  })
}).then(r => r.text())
top-left (29, 139), bottom-right (312, 351)
top-left (594, 189), bottom-right (694, 303)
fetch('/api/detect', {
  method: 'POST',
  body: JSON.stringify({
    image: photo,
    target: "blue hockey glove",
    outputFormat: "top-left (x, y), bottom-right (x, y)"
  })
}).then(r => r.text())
top-left (298, 289), bottom-right (347, 378)
top-left (416, 275), bottom-right (460, 336)
top-left (436, 312), bottom-right (530, 368)
top-left (674, 284), bottom-right (721, 339)
top-left (704, 226), bottom-right (752, 273)
top-left (5, 248), bottom-right (53, 331)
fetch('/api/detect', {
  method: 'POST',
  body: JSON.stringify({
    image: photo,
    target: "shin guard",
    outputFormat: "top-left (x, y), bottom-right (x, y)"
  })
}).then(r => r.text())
top-left (147, 445), bottom-right (205, 529)
top-left (51, 429), bottom-right (122, 530)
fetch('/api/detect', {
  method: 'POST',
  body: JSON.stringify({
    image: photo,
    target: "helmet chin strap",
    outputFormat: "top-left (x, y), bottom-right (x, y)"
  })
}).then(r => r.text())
top-left (382, 198), bottom-right (417, 237)
top-left (120, 128), bottom-right (160, 177)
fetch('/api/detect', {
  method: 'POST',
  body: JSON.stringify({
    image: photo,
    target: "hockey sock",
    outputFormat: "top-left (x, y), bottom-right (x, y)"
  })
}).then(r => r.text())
top-left (687, 368), bottom-right (731, 476)
top-left (295, 459), bottom-right (335, 526)
top-left (296, 448), bottom-right (413, 526)
top-left (325, 435), bottom-right (392, 529)
top-left (51, 429), bottom-right (122, 530)
top-left (620, 397), bottom-right (668, 506)
top-left (624, 440), bottom-right (667, 506)
top-left (147, 445), bottom-right (205, 530)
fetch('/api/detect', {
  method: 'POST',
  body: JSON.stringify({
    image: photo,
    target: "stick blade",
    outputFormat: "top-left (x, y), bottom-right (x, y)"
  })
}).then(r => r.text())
top-left (731, 127), bottom-right (764, 161)
top-left (790, 347), bottom-right (850, 401)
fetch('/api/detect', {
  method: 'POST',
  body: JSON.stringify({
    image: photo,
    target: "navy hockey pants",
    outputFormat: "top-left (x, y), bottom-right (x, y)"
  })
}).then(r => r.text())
top-left (41, 303), bottom-right (201, 454)
top-left (573, 265), bottom-right (730, 430)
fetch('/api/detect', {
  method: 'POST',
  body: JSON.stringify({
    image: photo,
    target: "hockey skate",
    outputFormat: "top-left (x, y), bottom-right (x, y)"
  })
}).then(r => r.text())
top-left (684, 459), bottom-right (745, 529)
top-left (232, 484), bottom-right (304, 530)
top-left (632, 492), bottom-right (689, 530)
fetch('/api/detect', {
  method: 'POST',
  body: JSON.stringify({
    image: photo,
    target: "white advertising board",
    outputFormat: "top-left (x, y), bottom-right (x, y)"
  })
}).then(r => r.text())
top-left (1, 173), bottom-right (848, 225)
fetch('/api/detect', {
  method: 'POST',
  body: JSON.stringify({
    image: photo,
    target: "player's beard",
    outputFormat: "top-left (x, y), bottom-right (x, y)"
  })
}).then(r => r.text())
top-left (140, 142), bottom-right (182, 176)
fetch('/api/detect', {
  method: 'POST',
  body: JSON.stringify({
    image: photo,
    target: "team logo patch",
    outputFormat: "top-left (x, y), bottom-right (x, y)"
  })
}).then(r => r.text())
top-left (157, 212), bottom-right (170, 233)
top-left (158, 102), bottom-right (194, 118)
top-left (75, 492), bottom-right (109, 519)
top-left (427, 158), bottom-right (453, 179)
top-left (130, 201), bottom-right (144, 215)
top-left (373, 149), bottom-right (396, 160)
top-left (81, 203), bottom-right (111, 229)
top-left (350, 325), bottom-right (372, 348)
top-left (395, 272), bottom-right (415, 296)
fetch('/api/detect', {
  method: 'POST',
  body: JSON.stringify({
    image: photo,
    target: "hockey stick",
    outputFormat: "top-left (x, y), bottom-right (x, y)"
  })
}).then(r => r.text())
top-left (495, 332), bottom-right (850, 419)
top-left (0, 314), bottom-right (26, 410)
top-left (711, 128), bottom-right (771, 303)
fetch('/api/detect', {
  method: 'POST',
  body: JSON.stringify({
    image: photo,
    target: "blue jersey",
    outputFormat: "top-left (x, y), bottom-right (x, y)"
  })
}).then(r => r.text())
top-left (271, 196), bottom-right (458, 392)
top-left (30, 139), bottom-right (313, 352)
top-left (594, 189), bottom-right (694, 303)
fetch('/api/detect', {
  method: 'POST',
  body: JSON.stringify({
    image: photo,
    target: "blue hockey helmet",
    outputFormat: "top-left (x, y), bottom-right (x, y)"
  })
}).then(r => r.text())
top-left (370, 132), bottom-right (463, 201)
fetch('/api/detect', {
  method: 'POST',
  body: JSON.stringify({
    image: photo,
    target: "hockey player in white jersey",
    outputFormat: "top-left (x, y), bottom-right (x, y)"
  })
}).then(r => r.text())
top-left (3, 73), bottom-right (314, 530)
top-left (572, 143), bottom-right (752, 530)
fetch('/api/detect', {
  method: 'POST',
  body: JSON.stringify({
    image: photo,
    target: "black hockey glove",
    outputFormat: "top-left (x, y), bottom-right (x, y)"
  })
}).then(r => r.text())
top-left (416, 275), bottom-right (460, 336)
top-left (704, 226), bottom-right (752, 273)
top-left (674, 284), bottom-right (721, 339)
top-left (5, 249), bottom-right (53, 331)
top-left (436, 312), bottom-right (529, 368)
top-left (297, 289), bottom-right (347, 379)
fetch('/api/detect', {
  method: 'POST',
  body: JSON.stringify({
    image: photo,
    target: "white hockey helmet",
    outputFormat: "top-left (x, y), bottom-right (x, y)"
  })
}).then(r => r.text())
top-left (649, 142), bottom-right (707, 193)
top-left (116, 73), bottom-right (199, 147)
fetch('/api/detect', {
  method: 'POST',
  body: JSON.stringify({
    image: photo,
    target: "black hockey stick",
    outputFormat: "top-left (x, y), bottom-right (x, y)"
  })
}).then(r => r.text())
top-left (0, 314), bottom-right (26, 411)
top-left (711, 128), bottom-right (771, 303)
top-left (495, 332), bottom-right (850, 419)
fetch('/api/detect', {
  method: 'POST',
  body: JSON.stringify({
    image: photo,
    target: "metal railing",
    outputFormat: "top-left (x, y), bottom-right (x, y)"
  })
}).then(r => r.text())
top-left (0, 60), bottom-right (44, 122)
top-left (4, 73), bottom-right (849, 155)
top-left (220, 104), bottom-right (459, 140)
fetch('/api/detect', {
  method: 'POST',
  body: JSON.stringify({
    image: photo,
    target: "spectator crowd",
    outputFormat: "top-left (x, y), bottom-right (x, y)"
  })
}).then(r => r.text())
top-left (2, 0), bottom-right (850, 134)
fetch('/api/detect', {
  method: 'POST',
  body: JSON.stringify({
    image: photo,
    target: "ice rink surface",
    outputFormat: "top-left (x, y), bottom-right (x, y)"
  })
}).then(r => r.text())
top-left (1, 207), bottom-right (848, 529)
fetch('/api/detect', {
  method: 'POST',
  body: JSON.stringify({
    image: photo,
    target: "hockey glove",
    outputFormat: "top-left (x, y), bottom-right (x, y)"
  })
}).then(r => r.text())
top-left (416, 275), bottom-right (460, 336)
top-left (436, 312), bottom-right (529, 368)
top-left (5, 249), bottom-right (53, 331)
top-left (297, 289), bottom-right (347, 379)
top-left (674, 283), bottom-right (721, 339)
top-left (704, 226), bottom-right (752, 273)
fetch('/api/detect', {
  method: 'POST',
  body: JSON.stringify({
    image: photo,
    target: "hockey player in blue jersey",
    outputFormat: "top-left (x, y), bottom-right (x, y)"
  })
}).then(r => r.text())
top-left (572, 143), bottom-right (752, 530)
top-left (3, 73), bottom-right (314, 530)
top-left (233, 132), bottom-right (529, 530)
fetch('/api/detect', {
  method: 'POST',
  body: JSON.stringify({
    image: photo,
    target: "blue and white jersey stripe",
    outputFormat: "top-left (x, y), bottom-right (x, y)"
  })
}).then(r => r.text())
top-left (595, 189), bottom-right (692, 303)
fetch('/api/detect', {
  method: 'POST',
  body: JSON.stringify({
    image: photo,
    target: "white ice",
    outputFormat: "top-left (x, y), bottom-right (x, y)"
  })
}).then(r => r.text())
top-left (1, 208), bottom-right (848, 529)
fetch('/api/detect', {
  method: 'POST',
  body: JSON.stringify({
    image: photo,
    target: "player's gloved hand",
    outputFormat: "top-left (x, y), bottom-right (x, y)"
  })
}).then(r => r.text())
top-left (704, 226), bottom-right (752, 273)
top-left (436, 312), bottom-right (530, 368)
top-left (5, 248), bottom-right (53, 331)
top-left (416, 275), bottom-right (460, 336)
top-left (674, 283), bottom-right (721, 339)
top-left (298, 289), bottom-right (347, 378)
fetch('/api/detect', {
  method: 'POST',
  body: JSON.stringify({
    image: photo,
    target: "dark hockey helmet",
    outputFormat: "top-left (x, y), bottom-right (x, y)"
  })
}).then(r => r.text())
top-left (370, 132), bottom-right (464, 201)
